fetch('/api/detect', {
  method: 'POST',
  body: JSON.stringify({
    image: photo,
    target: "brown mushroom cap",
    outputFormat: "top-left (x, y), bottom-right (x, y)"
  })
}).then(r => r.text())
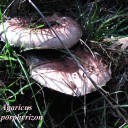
top-left (26, 48), bottom-right (111, 96)
top-left (0, 14), bottom-right (82, 50)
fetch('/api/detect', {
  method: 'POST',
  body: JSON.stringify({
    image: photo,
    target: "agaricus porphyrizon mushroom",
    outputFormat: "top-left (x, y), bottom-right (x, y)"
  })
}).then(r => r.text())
top-left (26, 48), bottom-right (111, 96)
top-left (0, 14), bottom-right (111, 96)
top-left (0, 14), bottom-right (82, 50)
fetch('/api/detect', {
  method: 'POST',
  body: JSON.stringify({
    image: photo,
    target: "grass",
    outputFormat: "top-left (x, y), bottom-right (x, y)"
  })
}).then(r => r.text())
top-left (0, 0), bottom-right (128, 128)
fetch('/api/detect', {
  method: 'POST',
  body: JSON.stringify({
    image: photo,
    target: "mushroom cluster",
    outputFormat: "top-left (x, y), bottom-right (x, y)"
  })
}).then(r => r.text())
top-left (0, 14), bottom-right (111, 96)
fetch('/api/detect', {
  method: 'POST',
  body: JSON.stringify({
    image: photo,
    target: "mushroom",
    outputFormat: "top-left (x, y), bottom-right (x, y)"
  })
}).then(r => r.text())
top-left (0, 14), bottom-right (111, 96)
top-left (26, 48), bottom-right (111, 96)
top-left (0, 14), bottom-right (82, 50)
